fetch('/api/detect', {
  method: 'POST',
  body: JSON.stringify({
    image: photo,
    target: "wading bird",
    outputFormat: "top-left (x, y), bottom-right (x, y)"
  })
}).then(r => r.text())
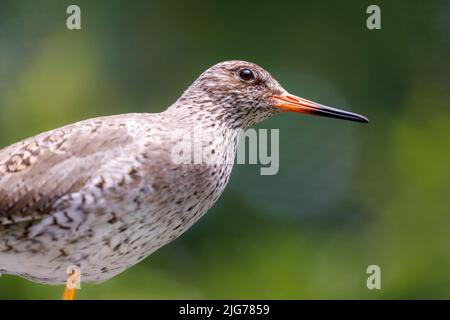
top-left (0, 61), bottom-right (368, 299)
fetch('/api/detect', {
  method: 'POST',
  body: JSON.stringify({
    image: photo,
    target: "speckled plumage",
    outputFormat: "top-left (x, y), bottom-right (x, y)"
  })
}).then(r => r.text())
top-left (0, 60), bottom-right (368, 285)
top-left (0, 61), bottom-right (284, 284)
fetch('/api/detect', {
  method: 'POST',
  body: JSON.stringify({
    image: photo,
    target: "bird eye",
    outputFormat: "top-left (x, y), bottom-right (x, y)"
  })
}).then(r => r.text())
top-left (238, 68), bottom-right (256, 82)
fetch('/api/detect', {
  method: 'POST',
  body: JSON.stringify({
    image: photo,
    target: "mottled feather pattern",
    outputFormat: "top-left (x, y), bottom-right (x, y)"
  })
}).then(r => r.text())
top-left (0, 61), bottom-right (285, 284)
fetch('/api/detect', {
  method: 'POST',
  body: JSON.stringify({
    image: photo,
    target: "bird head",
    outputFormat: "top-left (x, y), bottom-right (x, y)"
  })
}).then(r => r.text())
top-left (171, 60), bottom-right (368, 128)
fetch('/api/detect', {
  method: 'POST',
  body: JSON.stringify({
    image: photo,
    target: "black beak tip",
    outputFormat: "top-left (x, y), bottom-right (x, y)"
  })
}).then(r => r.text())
top-left (358, 115), bottom-right (370, 123)
top-left (346, 112), bottom-right (369, 123)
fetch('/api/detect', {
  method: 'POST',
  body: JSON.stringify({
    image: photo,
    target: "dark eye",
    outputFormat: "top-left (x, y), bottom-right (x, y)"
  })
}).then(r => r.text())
top-left (238, 68), bottom-right (256, 82)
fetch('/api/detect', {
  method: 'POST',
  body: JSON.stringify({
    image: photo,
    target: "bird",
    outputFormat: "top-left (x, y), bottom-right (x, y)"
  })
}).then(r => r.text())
top-left (0, 60), bottom-right (368, 299)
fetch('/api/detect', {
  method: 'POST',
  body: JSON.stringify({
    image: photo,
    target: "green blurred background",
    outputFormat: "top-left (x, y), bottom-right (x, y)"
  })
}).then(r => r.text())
top-left (0, 0), bottom-right (449, 299)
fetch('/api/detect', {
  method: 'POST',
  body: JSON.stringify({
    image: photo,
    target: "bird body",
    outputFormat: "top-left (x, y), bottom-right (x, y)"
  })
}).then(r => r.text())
top-left (0, 112), bottom-right (237, 283)
top-left (0, 61), bottom-right (368, 286)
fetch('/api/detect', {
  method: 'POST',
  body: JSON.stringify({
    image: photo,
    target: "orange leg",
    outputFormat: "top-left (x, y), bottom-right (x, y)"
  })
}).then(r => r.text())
top-left (62, 286), bottom-right (76, 300)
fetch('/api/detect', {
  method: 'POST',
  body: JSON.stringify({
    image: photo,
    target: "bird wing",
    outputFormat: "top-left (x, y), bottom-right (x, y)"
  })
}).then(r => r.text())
top-left (0, 116), bottom-right (137, 225)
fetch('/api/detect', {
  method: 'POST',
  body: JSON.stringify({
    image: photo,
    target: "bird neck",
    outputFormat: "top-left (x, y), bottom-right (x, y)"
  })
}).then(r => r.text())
top-left (162, 102), bottom-right (242, 169)
top-left (166, 99), bottom-right (259, 131)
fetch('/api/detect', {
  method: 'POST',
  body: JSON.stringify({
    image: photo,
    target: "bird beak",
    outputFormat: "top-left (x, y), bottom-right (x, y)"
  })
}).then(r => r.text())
top-left (271, 93), bottom-right (369, 123)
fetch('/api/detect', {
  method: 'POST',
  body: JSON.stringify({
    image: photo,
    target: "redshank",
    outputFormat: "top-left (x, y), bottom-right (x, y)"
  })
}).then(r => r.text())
top-left (0, 61), bottom-right (368, 299)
